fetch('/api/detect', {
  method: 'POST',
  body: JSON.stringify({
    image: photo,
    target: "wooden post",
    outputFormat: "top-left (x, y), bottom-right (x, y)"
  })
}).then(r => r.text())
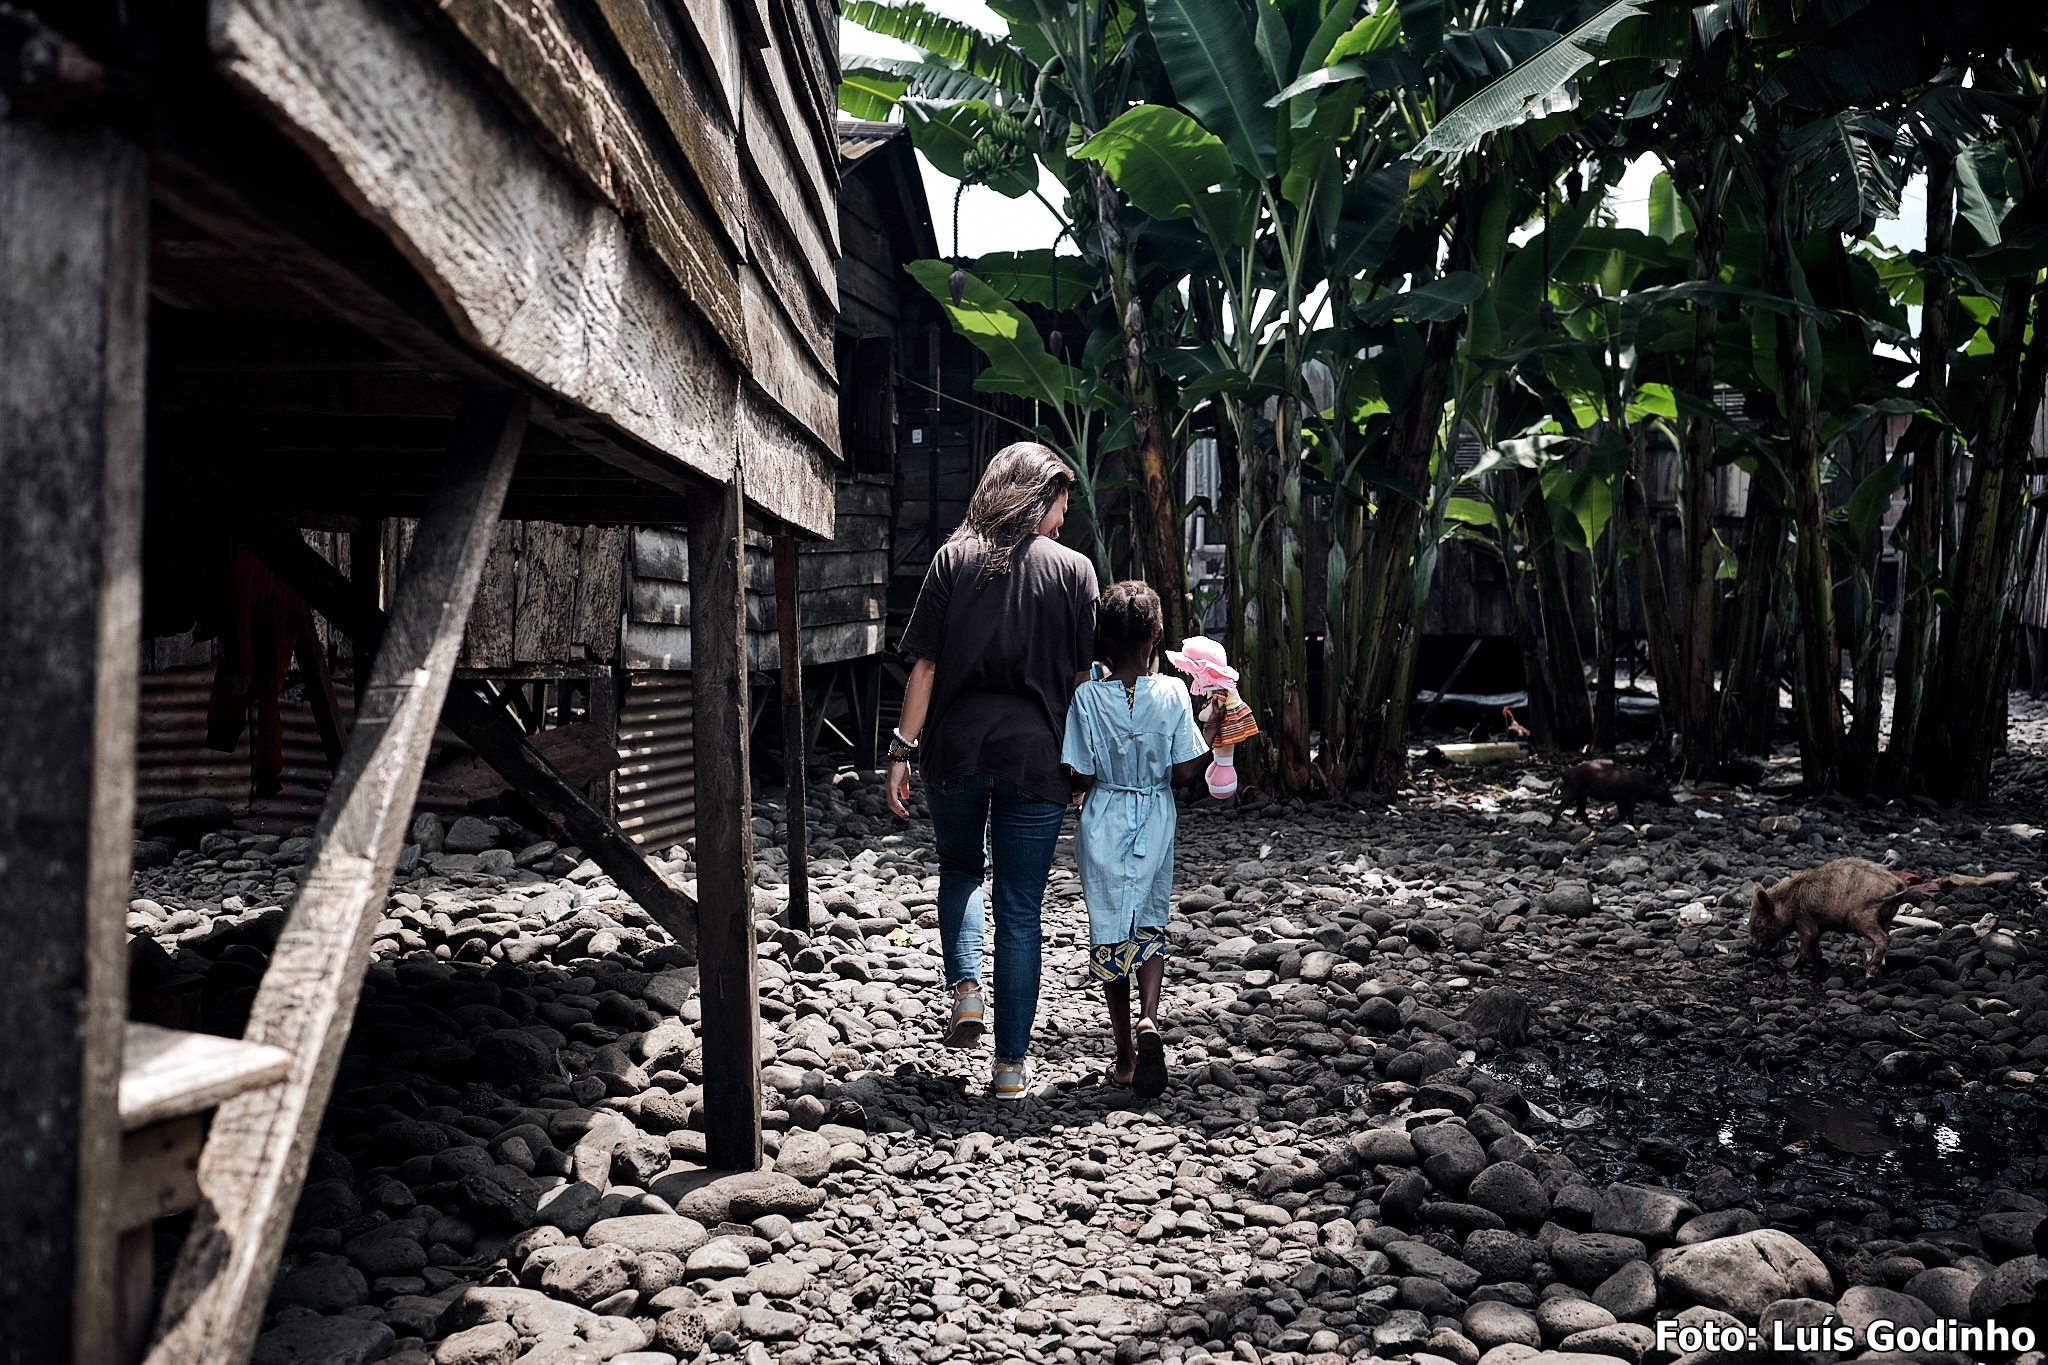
top-left (349, 520), bottom-right (380, 708)
top-left (146, 388), bottom-right (526, 1365)
top-left (857, 660), bottom-right (884, 770)
top-left (295, 603), bottom-right (346, 771)
top-left (689, 473), bottom-right (761, 1171)
top-left (0, 117), bottom-right (146, 1365)
top-left (773, 534), bottom-right (810, 931)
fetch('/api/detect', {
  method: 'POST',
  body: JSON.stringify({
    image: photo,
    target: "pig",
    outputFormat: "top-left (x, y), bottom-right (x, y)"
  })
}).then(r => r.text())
top-left (1556, 762), bottom-right (1675, 824)
top-left (1747, 857), bottom-right (1917, 983)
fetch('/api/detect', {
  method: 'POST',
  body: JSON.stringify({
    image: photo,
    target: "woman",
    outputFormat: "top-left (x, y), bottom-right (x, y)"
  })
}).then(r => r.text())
top-left (887, 443), bottom-right (1099, 1100)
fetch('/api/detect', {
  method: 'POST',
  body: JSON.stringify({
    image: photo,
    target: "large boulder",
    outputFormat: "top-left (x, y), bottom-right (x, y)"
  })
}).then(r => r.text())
top-left (1410, 1121), bottom-right (1488, 1194)
top-left (248, 1316), bottom-right (394, 1365)
top-left (1550, 1233), bottom-right (1648, 1291)
top-left (1469, 1163), bottom-right (1550, 1226)
top-left (1656, 1230), bottom-right (1833, 1323)
top-left (1591, 1259), bottom-right (1658, 1321)
top-left (1462, 986), bottom-right (1531, 1046)
top-left (1385, 1239), bottom-right (1481, 1296)
top-left (1352, 1128), bottom-right (1418, 1167)
top-left (267, 1257), bottom-right (367, 1313)
top-left (1969, 1254), bottom-right (2047, 1321)
top-left (1593, 1183), bottom-right (1700, 1246)
top-left (433, 1321), bottom-right (518, 1365)
top-left (1463, 1301), bottom-right (1542, 1351)
top-left (583, 1214), bottom-right (708, 1258)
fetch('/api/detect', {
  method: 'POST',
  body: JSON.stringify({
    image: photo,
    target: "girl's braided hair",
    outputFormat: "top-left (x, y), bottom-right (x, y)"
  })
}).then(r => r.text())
top-left (1096, 580), bottom-right (1162, 664)
top-left (950, 442), bottom-right (1075, 583)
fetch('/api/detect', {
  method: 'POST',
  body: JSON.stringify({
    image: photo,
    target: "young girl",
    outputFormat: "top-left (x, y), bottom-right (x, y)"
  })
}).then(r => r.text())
top-left (1060, 582), bottom-right (1216, 1097)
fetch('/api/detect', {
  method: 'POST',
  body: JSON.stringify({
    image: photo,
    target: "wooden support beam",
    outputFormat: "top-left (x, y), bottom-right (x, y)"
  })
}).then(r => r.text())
top-left (774, 534), bottom-right (810, 931)
top-left (184, 469), bottom-right (702, 955)
top-left (689, 473), bottom-right (761, 1171)
top-left (349, 519), bottom-right (380, 707)
top-left (0, 115), bottom-right (146, 1365)
top-left (856, 659), bottom-right (884, 770)
top-left (146, 387), bottom-right (526, 1365)
top-left (295, 604), bottom-right (346, 771)
top-left (443, 683), bottom-right (698, 954)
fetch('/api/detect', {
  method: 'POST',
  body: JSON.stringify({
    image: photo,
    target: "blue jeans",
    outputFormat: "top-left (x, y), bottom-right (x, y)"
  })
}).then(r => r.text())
top-left (925, 774), bottom-right (1065, 1062)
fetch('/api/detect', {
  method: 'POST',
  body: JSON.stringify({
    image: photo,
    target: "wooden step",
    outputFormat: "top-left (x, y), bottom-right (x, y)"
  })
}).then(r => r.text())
top-left (118, 1022), bottom-right (291, 1133)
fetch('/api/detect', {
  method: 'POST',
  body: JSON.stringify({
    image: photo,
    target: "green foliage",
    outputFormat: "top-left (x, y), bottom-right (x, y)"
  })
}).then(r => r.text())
top-left (1146, 0), bottom-right (1280, 175)
top-left (1413, 0), bottom-right (1647, 163)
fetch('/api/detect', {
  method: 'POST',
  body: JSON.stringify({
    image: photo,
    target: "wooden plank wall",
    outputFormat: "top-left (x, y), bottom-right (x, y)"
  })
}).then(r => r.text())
top-left (623, 474), bottom-right (892, 672)
top-left (215, 0), bottom-right (842, 536)
top-left (381, 519), bottom-right (626, 669)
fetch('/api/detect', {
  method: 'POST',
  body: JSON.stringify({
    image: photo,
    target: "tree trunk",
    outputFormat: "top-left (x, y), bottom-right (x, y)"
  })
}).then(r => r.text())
top-left (1322, 474), bottom-right (1367, 789)
top-left (1495, 489), bottom-right (1564, 750)
top-left (1276, 423), bottom-right (1313, 794)
top-left (1680, 171), bottom-right (1726, 777)
top-left (1593, 518), bottom-right (1619, 754)
top-left (1721, 481), bottom-right (1785, 755)
top-left (1920, 275), bottom-right (2048, 805)
top-left (1765, 152), bottom-right (1842, 790)
top-left (1882, 154), bottom-right (1953, 794)
top-left (1842, 423), bottom-right (1889, 794)
top-left (1522, 475), bottom-right (1594, 750)
top-left (1090, 166), bottom-right (1187, 652)
top-left (1353, 320), bottom-right (1458, 791)
top-left (1622, 455), bottom-right (1682, 755)
top-left (1218, 411), bottom-right (1258, 795)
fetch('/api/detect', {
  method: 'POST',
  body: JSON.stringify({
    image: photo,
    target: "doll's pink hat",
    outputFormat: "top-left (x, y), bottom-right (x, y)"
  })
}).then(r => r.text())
top-left (1165, 635), bottom-right (1238, 691)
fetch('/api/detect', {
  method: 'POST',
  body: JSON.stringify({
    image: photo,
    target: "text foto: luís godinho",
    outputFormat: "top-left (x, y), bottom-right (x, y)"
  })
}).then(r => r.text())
top-left (1655, 1315), bottom-right (2038, 1356)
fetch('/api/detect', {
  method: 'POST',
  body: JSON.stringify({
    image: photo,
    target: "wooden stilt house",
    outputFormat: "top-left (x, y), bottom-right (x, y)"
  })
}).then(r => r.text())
top-left (0, 0), bottom-right (841, 1358)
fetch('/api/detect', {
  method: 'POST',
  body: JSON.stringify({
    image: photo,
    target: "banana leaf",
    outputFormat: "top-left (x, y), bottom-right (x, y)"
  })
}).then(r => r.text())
top-left (1147, 0), bottom-right (1280, 175)
top-left (1782, 112), bottom-right (1905, 234)
top-left (1072, 105), bottom-right (1249, 246)
top-left (907, 261), bottom-right (1090, 412)
top-left (1412, 0), bottom-right (1646, 163)
top-left (842, 0), bottom-right (1034, 91)
top-left (839, 66), bottom-right (910, 120)
top-left (1438, 26), bottom-right (1562, 82)
top-left (1354, 271), bottom-right (1486, 323)
top-left (1328, 162), bottom-right (1413, 278)
top-left (973, 250), bottom-right (1091, 308)
top-left (842, 55), bottom-right (1010, 110)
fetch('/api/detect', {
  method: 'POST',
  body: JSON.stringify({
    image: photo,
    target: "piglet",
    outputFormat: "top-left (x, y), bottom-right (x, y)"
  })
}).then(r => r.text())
top-left (1556, 762), bottom-right (1675, 824)
top-left (1747, 857), bottom-right (1916, 983)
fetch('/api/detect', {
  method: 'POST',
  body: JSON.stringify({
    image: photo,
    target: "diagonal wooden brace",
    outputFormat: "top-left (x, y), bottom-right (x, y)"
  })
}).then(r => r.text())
top-left (147, 387), bottom-right (526, 1365)
top-left (192, 465), bottom-right (700, 953)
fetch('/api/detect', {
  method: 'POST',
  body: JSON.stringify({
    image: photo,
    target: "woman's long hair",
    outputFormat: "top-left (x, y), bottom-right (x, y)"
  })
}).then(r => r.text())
top-left (949, 442), bottom-right (1074, 582)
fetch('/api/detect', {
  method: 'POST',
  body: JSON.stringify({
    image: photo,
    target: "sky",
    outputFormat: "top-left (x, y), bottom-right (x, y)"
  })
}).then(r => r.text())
top-left (839, 2), bottom-right (1930, 257)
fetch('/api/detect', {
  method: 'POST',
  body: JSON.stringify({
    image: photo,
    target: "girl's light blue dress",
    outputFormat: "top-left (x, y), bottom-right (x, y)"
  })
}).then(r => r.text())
top-left (1061, 674), bottom-right (1208, 978)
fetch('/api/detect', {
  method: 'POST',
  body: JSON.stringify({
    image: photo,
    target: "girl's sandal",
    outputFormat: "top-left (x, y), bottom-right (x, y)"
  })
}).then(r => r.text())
top-left (1106, 1058), bottom-right (1136, 1087)
top-left (1134, 1025), bottom-right (1167, 1099)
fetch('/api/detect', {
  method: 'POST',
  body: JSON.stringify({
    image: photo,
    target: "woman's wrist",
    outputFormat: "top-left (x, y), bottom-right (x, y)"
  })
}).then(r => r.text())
top-left (886, 727), bottom-right (920, 762)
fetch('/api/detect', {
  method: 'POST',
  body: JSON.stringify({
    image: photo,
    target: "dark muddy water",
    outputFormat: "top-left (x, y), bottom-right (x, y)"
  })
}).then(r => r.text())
top-left (1490, 1040), bottom-right (2043, 1228)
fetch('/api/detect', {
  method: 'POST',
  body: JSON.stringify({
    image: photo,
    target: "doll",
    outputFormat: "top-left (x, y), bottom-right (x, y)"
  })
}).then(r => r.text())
top-left (1165, 636), bottom-right (1260, 798)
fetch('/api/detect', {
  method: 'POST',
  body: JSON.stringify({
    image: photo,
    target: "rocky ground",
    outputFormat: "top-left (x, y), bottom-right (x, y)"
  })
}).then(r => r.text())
top-left (126, 705), bottom-right (2048, 1365)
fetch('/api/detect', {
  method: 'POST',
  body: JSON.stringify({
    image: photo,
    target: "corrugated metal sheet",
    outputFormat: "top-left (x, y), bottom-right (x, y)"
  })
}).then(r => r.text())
top-left (135, 666), bottom-right (350, 832)
top-left (616, 671), bottom-right (695, 853)
top-left (136, 663), bottom-right (473, 832)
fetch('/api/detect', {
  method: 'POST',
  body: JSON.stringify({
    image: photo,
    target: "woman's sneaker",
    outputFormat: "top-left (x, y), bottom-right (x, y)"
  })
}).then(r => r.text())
top-left (991, 1057), bottom-right (1030, 1100)
top-left (945, 983), bottom-right (985, 1049)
